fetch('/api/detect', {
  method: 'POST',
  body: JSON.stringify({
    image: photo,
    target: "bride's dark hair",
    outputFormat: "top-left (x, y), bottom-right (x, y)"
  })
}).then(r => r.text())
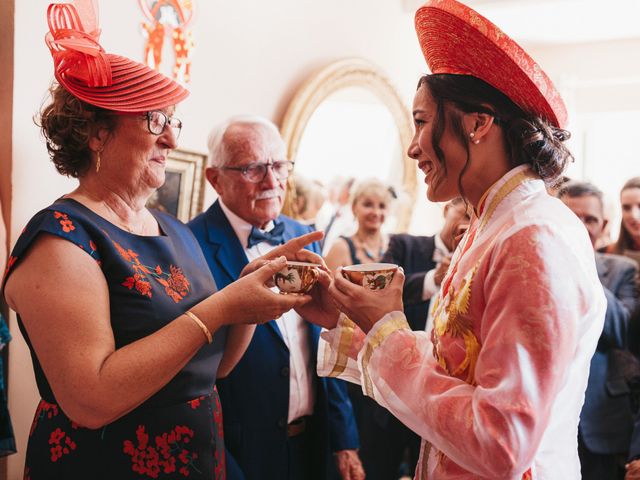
top-left (418, 74), bottom-right (573, 199)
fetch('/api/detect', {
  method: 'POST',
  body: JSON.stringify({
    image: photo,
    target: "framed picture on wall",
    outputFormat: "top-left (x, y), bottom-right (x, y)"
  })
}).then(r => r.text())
top-left (146, 149), bottom-right (206, 222)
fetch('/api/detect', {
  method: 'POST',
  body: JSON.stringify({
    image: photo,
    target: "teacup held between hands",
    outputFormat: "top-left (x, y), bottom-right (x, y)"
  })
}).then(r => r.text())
top-left (342, 263), bottom-right (398, 290)
top-left (274, 261), bottom-right (320, 295)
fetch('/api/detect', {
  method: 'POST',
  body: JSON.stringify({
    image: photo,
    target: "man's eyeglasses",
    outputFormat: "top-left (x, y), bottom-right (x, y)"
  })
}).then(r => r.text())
top-left (145, 110), bottom-right (182, 139)
top-left (222, 161), bottom-right (295, 183)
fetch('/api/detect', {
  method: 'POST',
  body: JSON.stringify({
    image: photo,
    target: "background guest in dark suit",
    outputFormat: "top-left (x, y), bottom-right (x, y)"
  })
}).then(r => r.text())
top-left (384, 197), bottom-right (470, 331)
top-left (345, 197), bottom-right (470, 480)
top-left (559, 181), bottom-right (639, 480)
top-left (188, 115), bottom-right (362, 480)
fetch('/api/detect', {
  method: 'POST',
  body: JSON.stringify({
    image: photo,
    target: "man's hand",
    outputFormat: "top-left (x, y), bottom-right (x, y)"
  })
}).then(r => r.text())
top-left (266, 231), bottom-right (325, 265)
top-left (239, 231), bottom-right (326, 280)
top-left (335, 449), bottom-right (365, 480)
top-left (294, 269), bottom-right (341, 329)
top-left (626, 460), bottom-right (640, 479)
top-left (433, 256), bottom-right (451, 287)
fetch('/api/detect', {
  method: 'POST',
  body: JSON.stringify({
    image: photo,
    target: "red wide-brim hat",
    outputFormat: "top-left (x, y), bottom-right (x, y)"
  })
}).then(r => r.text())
top-left (46, 1), bottom-right (188, 112)
top-left (415, 0), bottom-right (567, 128)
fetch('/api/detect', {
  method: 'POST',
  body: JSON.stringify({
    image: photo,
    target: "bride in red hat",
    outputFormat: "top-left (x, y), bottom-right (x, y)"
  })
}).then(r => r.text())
top-left (1, 1), bottom-right (322, 478)
top-left (302, 1), bottom-right (606, 478)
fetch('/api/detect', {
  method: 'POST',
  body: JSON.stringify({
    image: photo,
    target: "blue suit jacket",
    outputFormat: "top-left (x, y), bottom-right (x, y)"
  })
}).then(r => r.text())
top-left (188, 201), bottom-right (358, 480)
top-left (579, 252), bottom-right (639, 454)
top-left (382, 233), bottom-right (437, 331)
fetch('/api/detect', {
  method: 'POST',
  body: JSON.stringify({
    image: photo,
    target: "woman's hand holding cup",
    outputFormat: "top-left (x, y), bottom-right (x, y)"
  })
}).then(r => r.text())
top-left (293, 268), bottom-right (342, 330)
top-left (329, 264), bottom-right (404, 333)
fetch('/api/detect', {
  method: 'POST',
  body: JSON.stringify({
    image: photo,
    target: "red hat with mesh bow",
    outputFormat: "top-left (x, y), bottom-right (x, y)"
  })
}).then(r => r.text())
top-left (45, 0), bottom-right (188, 112)
top-left (415, 0), bottom-right (567, 128)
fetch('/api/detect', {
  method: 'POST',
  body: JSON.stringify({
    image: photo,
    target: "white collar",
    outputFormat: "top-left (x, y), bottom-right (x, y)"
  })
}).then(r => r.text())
top-left (434, 233), bottom-right (450, 256)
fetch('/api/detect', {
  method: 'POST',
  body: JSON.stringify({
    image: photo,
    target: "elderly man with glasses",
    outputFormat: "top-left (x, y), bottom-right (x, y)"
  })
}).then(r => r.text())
top-left (188, 115), bottom-right (362, 480)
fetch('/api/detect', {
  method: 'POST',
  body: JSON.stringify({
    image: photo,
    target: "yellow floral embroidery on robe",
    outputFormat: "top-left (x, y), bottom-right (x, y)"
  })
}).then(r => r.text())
top-left (432, 265), bottom-right (480, 385)
top-left (317, 165), bottom-right (607, 480)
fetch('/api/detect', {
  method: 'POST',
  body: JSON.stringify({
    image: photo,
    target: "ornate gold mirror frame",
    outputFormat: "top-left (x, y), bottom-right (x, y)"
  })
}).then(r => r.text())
top-left (280, 58), bottom-right (416, 231)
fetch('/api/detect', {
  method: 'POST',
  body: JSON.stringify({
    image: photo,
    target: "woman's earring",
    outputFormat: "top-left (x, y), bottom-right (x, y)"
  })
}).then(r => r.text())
top-left (96, 150), bottom-right (101, 173)
top-left (469, 132), bottom-right (480, 145)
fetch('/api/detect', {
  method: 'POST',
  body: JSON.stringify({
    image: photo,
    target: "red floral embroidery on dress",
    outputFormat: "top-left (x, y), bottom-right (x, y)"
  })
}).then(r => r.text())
top-left (2, 255), bottom-right (17, 285)
top-left (77, 238), bottom-right (101, 265)
top-left (188, 396), bottom-right (205, 410)
top-left (212, 390), bottom-right (224, 443)
top-left (123, 425), bottom-right (201, 478)
top-left (88, 239), bottom-right (101, 266)
top-left (122, 273), bottom-right (153, 298)
top-left (48, 427), bottom-right (77, 462)
top-left (53, 211), bottom-right (75, 233)
top-left (156, 265), bottom-right (190, 303)
top-left (29, 400), bottom-right (59, 437)
top-left (112, 238), bottom-right (191, 303)
top-left (212, 388), bottom-right (226, 478)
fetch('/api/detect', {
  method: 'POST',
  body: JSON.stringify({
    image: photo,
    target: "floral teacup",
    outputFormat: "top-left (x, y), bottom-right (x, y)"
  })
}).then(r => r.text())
top-left (342, 263), bottom-right (398, 290)
top-left (274, 261), bottom-right (320, 295)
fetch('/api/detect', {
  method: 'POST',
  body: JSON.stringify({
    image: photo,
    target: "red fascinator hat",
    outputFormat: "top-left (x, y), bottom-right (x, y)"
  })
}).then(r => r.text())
top-left (415, 0), bottom-right (567, 128)
top-left (45, 0), bottom-right (188, 112)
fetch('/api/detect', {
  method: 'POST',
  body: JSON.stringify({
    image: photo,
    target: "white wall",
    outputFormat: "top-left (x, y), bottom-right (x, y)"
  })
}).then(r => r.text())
top-left (529, 38), bottom-right (640, 235)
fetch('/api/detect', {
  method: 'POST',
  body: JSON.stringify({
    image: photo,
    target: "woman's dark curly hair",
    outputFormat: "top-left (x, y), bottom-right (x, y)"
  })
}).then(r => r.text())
top-left (417, 74), bottom-right (573, 200)
top-left (37, 83), bottom-right (117, 178)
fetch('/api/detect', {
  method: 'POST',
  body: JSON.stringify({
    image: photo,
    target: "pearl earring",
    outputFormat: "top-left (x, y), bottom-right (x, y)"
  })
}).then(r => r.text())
top-left (470, 132), bottom-right (479, 145)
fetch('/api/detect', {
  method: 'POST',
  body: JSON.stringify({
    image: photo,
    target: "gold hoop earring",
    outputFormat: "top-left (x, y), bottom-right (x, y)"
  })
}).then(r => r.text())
top-left (96, 150), bottom-right (101, 173)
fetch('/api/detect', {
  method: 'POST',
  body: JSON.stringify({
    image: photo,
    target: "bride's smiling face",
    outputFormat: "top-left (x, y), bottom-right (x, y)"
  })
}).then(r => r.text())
top-left (407, 85), bottom-right (469, 203)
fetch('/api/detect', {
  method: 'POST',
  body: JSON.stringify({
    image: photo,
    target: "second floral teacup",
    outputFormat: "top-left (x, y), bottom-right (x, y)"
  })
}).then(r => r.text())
top-left (342, 263), bottom-right (398, 290)
top-left (274, 261), bottom-right (320, 295)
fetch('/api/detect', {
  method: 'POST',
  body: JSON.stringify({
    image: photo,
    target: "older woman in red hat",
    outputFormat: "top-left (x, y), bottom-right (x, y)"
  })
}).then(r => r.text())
top-left (300, 0), bottom-right (607, 478)
top-left (1, 2), bottom-right (322, 478)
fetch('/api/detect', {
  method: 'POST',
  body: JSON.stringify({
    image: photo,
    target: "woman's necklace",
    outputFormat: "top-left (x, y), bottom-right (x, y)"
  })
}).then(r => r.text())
top-left (353, 234), bottom-right (384, 262)
top-left (120, 222), bottom-right (139, 234)
top-left (71, 189), bottom-right (148, 235)
top-left (117, 216), bottom-right (148, 235)
top-left (108, 208), bottom-right (148, 235)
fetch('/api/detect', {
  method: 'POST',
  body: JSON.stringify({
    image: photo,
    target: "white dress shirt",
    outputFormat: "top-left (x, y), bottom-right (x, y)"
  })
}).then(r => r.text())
top-left (320, 205), bottom-right (356, 256)
top-left (423, 234), bottom-right (451, 334)
top-left (219, 200), bottom-right (315, 422)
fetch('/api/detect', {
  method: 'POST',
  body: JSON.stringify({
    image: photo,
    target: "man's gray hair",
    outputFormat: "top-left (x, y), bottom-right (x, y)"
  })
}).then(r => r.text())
top-left (206, 115), bottom-right (281, 168)
top-left (557, 180), bottom-right (604, 208)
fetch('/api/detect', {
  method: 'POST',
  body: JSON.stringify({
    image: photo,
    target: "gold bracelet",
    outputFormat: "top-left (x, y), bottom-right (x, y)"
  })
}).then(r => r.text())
top-left (184, 310), bottom-right (212, 344)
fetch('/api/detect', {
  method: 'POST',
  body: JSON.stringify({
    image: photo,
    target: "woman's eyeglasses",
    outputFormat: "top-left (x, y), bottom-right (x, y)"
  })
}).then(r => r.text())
top-left (145, 110), bottom-right (182, 139)
top-left (222, 161), bottom-right (295, 183)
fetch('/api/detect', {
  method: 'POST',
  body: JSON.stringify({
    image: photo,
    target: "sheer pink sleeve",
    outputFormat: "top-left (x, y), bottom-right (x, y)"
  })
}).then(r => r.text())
top-left (317, 313), bottom-right (370, 385)
top-left (353, 225), bottom-right (603, 477)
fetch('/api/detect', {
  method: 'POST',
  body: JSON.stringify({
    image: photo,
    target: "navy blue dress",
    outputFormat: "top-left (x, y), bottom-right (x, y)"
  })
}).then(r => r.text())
top-left (2, 198), bottom-right (227, 479)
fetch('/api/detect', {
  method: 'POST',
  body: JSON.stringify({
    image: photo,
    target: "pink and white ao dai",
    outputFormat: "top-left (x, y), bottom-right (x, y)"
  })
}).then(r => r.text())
top-left (318, 165), bottom-right (606, 479)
